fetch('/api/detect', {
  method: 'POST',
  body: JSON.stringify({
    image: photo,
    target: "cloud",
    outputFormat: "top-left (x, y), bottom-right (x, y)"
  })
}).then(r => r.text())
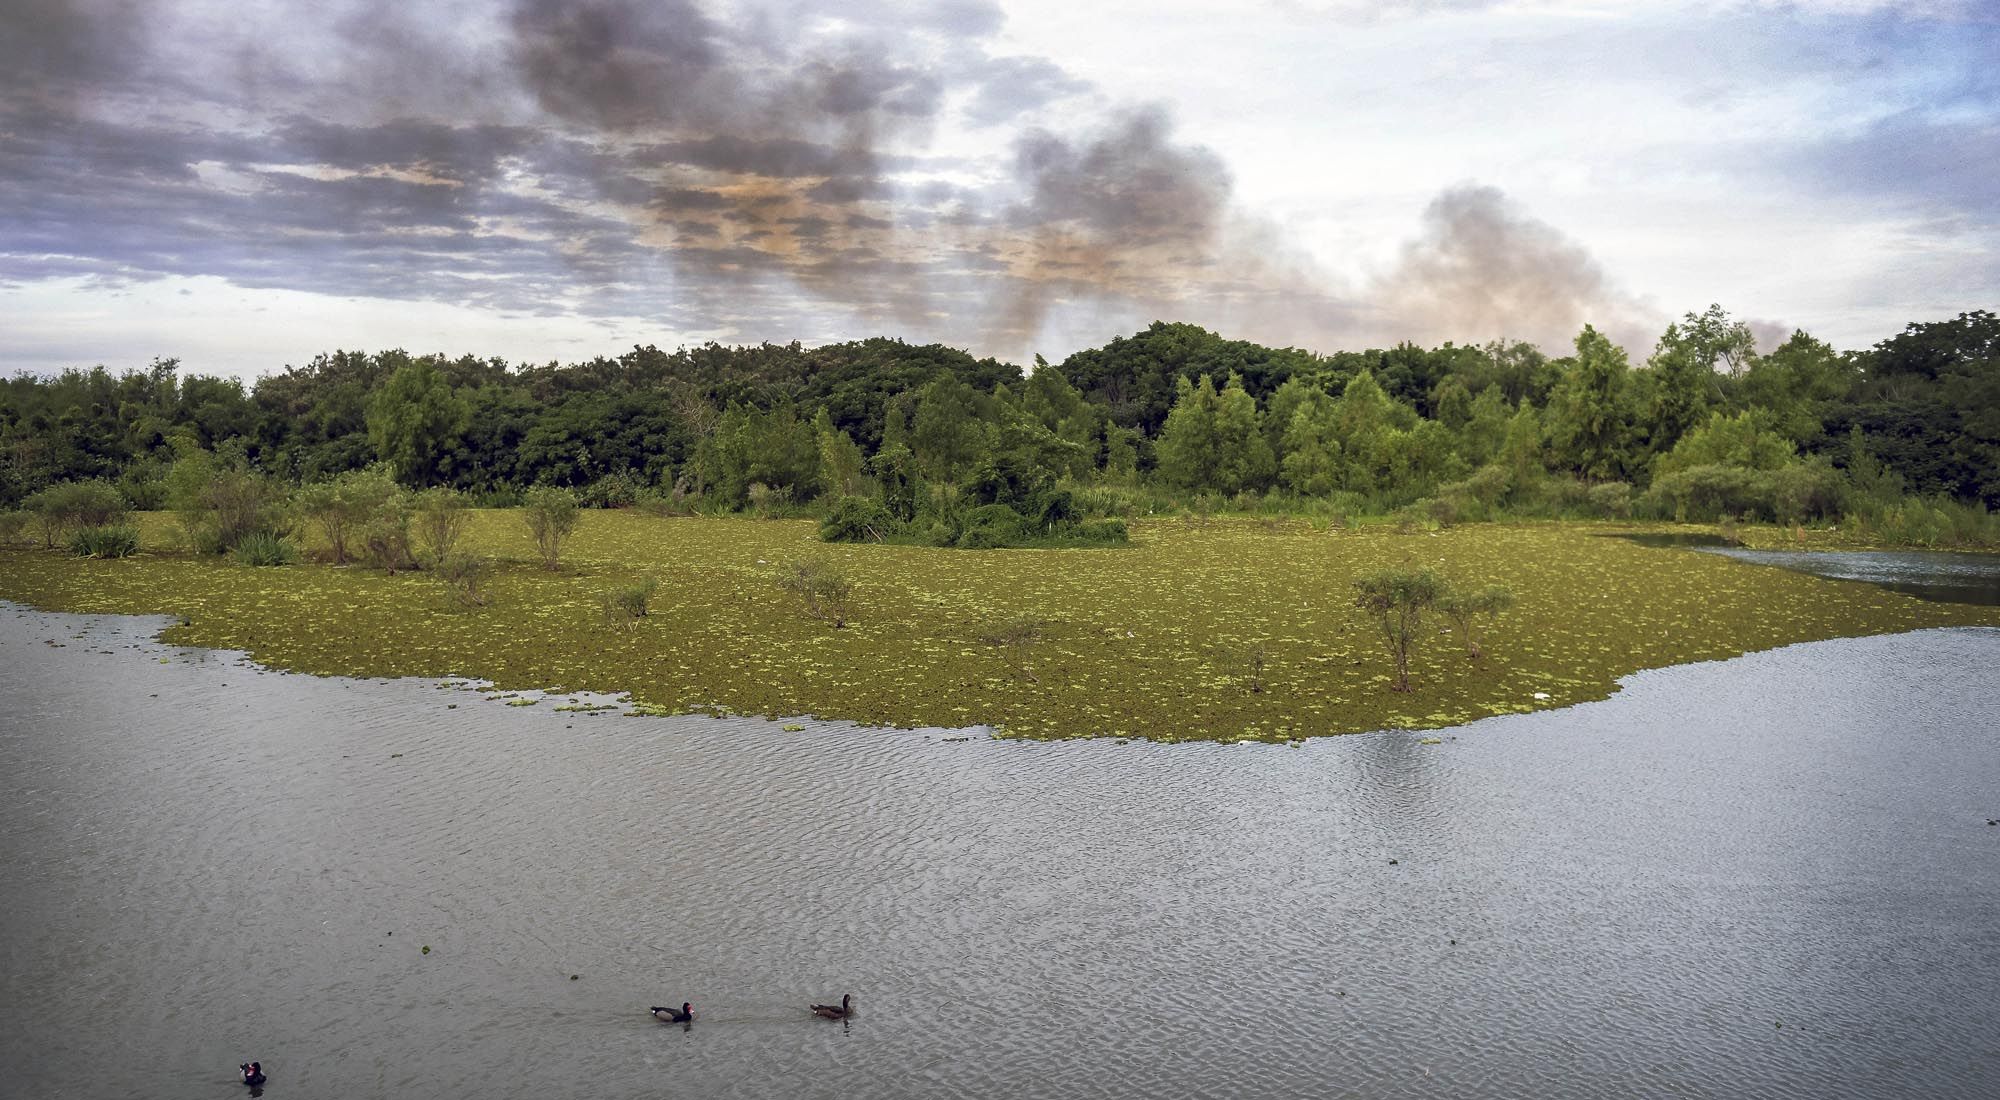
top-left (1365, 184), bottom-right (1659, 352)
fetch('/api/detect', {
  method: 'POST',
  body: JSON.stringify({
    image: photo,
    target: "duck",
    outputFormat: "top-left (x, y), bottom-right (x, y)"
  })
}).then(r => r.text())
top-left (810, 993), bottom-right (852, 1020)
top-left (239, 1062), bottom-right (266, 1087)
top-left (650, 1003), bottom-right (693, 1024)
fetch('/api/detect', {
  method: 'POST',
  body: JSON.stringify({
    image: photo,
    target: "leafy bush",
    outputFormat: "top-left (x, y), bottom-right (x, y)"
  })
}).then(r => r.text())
top-left (0, 510), bottom-right (27, 546)
top-left (819, 496), bottom-right (897, 543)
top-left (435, 553), bottom-right (491, 608)
top-left (26, 479), bottom-right (129, 547)
top-left (234, 531), bottom-right (300, 566)
top-left (581, 471), bottom-right (644, 509)
top-left (778, 558), bottom-right (854, 628)
top-left (69, 524), bottom-right (140, 558)
top-left (956, 503), bottom-right (1025, 549)
top-left (1436, 583), bottom-right (1514, 658)
top-left (1070, 517), bottom-right (1129, 544)
top-left (1585, 481), bottom-right (1633, 519)
top-left (522, 485), bottom-right (580, 570)
top-left (604, 576), bottom-right (660, 620)
top-left (413, 486), bottom-right (471, 564)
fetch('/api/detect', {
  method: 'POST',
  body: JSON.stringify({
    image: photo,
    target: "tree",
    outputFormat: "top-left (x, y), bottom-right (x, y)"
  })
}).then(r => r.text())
top-left (1353, 566), bottom-right (1448, 692)
top-left (522, 485), bottom-right (580, 570)
top-left (1546, 325), bottom-right (1635, 481)
top-left (366, 359), bottom-right (470, 487)
top-left (1436, 584), bottom-right (1513, 658)
top-left (1154, 374), bottom-right (1220, 491)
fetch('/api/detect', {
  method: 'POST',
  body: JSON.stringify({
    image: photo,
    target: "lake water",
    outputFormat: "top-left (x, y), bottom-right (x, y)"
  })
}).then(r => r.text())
top-left (2, 603), bottom-right (1997, 1099)
top-left (1610, 534), bottom-right (2000, 606)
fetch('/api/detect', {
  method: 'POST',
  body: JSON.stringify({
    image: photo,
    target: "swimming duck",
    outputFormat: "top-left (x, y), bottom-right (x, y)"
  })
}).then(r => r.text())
top-left (810, 993), bottom-right (852, 1019)
top-left (239, 1062), bottom-right (266, 1087)
top-left (651, 1003), bottom-right (693, 1024)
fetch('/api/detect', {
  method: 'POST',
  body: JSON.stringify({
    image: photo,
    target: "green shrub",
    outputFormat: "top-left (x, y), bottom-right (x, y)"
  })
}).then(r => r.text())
top-left (1071, 517), bottom-right (1129, 544)
top-left (0, 510), bottom-right (26, 546)
top-left (435, 553), bottom-right (491, 608)
top-left (413, 486), bottom-right (471, 564)
top-left (69, 524), bottom-right (140, 558)
top-left (819, 496), bottom-right (897, 543)
top-left (778, 558), bottom-right (854, 628)
top-left (957, 503), bottom-right (1025, 549)
top-left (581, 471), bottom-right (644, 509)
top-left (234, 531), bottom-right (300, 566)
top-left (522, 485), bottom-right (580, 570)
top-left (605, 576), bottom-right (660, 620)
top-left (26, 479), bottom-right (129, 547)
top-left (1585, 481), bottom-right (1633, 519)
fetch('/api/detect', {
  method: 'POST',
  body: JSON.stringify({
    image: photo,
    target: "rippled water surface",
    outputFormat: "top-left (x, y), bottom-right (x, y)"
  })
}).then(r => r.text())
top-left (2, 604), bottom-right (1997, 1099)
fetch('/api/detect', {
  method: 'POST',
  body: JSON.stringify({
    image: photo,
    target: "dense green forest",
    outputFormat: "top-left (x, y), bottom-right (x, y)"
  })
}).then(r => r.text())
top-left (3, 307), bottom-right (1997, 550)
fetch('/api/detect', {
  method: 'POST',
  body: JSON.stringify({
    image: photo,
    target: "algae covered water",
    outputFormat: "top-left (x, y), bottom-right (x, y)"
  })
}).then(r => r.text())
top-left (1, 603), bottom-right (1996, 1099)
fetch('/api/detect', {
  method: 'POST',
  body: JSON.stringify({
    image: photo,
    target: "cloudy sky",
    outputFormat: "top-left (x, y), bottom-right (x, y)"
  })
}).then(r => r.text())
top-left (1, 0), bottom-right (1993, 381)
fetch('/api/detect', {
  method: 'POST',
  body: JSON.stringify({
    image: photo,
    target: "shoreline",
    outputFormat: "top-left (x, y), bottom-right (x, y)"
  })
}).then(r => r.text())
top-left (4, 515), bottom-right (1996, 741)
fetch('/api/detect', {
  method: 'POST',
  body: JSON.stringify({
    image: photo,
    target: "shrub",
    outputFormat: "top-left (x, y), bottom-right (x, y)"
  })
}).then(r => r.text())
top-left (1071, 517), bottom-right (1129, 544)
top-left (26, 479), bottom-right (129, 547)
top-left (977, 614), bottom-right (1046, 681)
top-left (435, 553), bottom-right (491, 608)
top-left (1586, 481), bottom-right (1633, 519)
top-left (956, 503), bottom-right (1025, 549)
top-left (413, 486), bottom-right (471, 564)
top-left (580, 471), bottom-right (644, 509)
top-left (234, 531), bottom-right (300, 566)
top-left (605, 576), bottom-right (660, 620)
top-left (1436, 583), bottom-right (1514, 658)
top-left (359, 499), bottom-right (417, 573)
top-left (69, 524), bottom-right (140, 558)
top-left (522, 485), bottom-right (580, 570)
top-left (819, 496), bottom-right (897, 543)
top-left (778, 558), bottom-right (854, 628)
top-left (0, 510), bottom-right (27, 546)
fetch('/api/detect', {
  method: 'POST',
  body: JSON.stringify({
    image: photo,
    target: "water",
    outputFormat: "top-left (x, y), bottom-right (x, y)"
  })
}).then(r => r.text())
top-left (2, 604), bottom-right (1997, 1099)
top-left (1609, 534), bottom-right (2000, 606)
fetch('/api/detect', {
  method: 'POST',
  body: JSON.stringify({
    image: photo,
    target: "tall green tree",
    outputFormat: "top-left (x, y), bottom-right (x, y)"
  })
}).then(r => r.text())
top-left (1546, 325), bottom-right (1635, 481)
top-left (366, 359), bottom-right (470, 487)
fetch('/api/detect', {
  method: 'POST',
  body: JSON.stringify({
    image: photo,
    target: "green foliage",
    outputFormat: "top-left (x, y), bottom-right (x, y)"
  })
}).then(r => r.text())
top-left (365, 359), bottom-right (470, 487)
top-left (1352, 566), bottom-right (1449, 692)
top-left (68, 524), bottom-right (140, 558)
top-left (166, 446), bottom-right (290, 554)
top-left (0, 511), bottom-right (27, 546)
top-left (234, 530), bottom-right (300, 566)
top-left (434, 553), bottom-right (491, 608)
top-left (1437, 583), bottom-right (1514, 658)
top-left (955, 503), bottom-right (1026, 549)
top-left (413, 486), bottom-right (471, 564)
top-left (778, 558), bottom-right (854, 628)
top-left (522, 485), bottom-right (580, 570)
top-left (819, 496), bottom-right (897, 543)
top-left (25, 479), bottom-right (129, 547)
top-left (605, 576), bottom-right (660, 621)
top-left (1546, 325), bottom-right (1635, 482)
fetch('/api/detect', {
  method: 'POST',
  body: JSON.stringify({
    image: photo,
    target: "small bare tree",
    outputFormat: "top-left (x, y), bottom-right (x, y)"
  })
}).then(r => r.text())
top-left (978, 615), bottom-right (1046, 682)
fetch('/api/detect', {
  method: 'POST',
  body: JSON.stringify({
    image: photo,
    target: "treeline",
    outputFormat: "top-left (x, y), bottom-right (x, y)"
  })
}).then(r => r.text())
top-left (2, 308), bottom-right (1997, 547)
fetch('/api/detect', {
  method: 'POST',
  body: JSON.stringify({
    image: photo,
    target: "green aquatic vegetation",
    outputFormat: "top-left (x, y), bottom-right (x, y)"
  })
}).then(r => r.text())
top-left (2, 512), bottom-right (1997, 741)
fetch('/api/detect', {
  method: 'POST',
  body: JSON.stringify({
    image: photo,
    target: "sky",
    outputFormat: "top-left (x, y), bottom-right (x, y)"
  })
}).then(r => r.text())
top-left (0, 0), bottom-right (1994, 382)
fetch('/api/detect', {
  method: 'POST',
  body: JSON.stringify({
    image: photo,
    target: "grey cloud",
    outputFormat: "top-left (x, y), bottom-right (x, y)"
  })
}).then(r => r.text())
top-left (1366, 184), bottom-right (1658, 353)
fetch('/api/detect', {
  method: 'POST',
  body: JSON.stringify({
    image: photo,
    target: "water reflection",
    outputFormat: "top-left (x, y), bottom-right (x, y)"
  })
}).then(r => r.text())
top-left (2, 604), bottom-right (1996, 1099)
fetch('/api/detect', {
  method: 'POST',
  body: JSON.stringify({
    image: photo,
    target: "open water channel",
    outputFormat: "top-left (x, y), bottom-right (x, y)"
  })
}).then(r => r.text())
top-left (1, 590), bottom-right (1996, 1099)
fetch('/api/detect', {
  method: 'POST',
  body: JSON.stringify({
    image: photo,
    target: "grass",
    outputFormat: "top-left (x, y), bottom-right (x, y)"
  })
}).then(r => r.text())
top-left (1, 511), bottom-right (1995, 742)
